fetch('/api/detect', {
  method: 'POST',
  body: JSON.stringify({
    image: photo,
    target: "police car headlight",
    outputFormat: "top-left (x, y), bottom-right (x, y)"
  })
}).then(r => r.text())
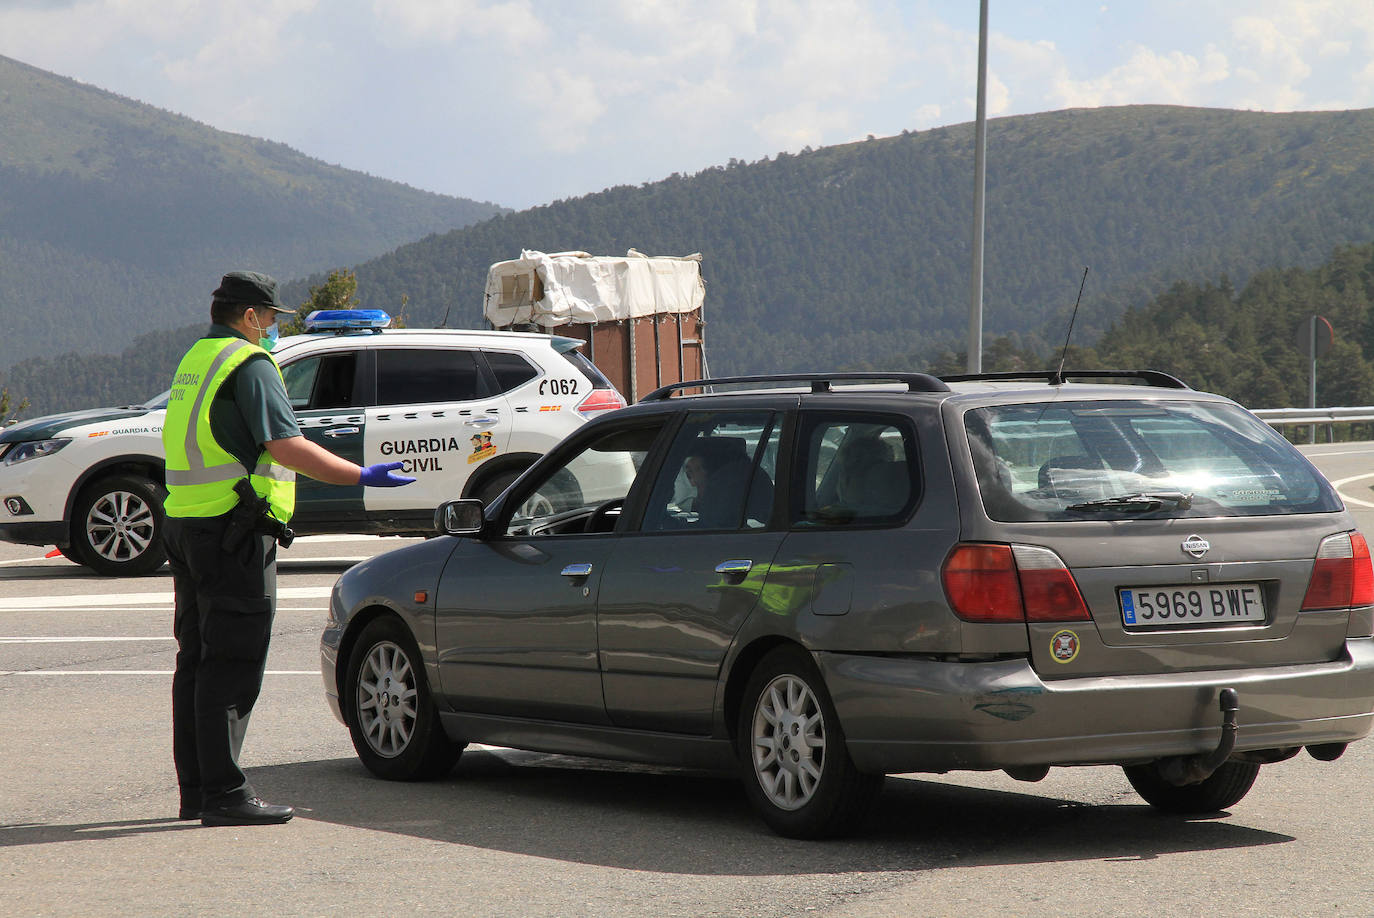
top-left (3, 438), bottom-right (71, 465)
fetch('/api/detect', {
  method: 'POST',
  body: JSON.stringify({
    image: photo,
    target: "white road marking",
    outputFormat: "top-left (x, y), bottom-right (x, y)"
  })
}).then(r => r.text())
top-left (290, 534), bottom-right (415, 544)
top-left (0, 670), bottom-right (321, 676)
top-left (0, 554), bottom-right (367, 567)
top-left (0, 636), bottom-right (173, 643)
top-left (0, 606), bottom-right (328, 615)
top-left (0, 532), bottom-right (403, 567)
top-left (0, 585), bottom-right (332, 611)
top-left (1300, 445), bottom-right (1374, 456)
top-left (1330, 472), bottom-right (1374, 509)
top-left (280, 557), bottom-right (369, 564)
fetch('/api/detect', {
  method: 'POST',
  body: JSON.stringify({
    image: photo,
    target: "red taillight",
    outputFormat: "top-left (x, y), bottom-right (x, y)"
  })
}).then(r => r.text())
top-left (575, 389), bottom-right (626, 418)
top-left (942, 544), bottom-right (1022, 622)
top-left (942, 543), bottom-right (1090, 623)
top-left (1012, 545), bottom-right (1092, 622)
top-left (1302, 531), bottom-right (1374, 610)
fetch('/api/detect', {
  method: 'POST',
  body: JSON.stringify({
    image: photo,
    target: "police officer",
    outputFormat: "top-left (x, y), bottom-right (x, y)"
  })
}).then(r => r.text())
top-left (164, 271), bottom-right (414, 827)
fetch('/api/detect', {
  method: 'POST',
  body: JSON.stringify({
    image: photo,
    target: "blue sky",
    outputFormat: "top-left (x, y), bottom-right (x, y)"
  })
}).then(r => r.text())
top-left (2, 1), bottom-right (1373, 209)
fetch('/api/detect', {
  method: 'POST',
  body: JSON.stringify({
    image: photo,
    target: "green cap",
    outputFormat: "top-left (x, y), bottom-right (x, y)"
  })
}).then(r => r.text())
top-left (212, 270), bottom-right (291, 313)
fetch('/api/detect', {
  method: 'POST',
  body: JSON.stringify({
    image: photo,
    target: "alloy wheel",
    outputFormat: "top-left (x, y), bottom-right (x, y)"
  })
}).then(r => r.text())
top-left (750, 673), bottom-right (827, 811)
top-left (85, 489), bottom-right (156, 563)
top-left (356, 640), bottom-right (419, 758)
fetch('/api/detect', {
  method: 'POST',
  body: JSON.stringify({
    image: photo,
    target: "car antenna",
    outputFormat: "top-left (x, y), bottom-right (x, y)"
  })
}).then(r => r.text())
top-left (439, 283), bottom-right (451, 328)
top-left (1051, 267), bottom-right (1089, 386)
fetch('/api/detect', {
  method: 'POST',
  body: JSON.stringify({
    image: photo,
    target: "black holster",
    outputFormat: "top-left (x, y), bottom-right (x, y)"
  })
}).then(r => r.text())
top-left (221, 479), bottom-right (295, 551)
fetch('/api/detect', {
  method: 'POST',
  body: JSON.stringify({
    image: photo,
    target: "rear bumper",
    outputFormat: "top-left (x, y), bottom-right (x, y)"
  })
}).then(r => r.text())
top-left (817, 638), bottom-right (1374, 774)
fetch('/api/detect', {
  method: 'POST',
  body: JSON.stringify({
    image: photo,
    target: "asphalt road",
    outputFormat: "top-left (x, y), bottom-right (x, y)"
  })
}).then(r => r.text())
top-left (3, 444), bottom-right (1374, 917)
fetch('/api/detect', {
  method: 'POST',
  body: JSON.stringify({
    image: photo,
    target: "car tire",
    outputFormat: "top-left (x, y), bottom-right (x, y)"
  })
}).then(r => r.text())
top-left (344, 616), bottom-right (463, 781)
top-left (478, 466), bottom-right (583, 516)
top-left (736, 646), bottom-right (883, 838)
top-left (68, 473), bottom-right (167, 576)
top-left (1123, 760), bottom-right (1261, 814)
top-left (475, 468), bottom-right (523, 506)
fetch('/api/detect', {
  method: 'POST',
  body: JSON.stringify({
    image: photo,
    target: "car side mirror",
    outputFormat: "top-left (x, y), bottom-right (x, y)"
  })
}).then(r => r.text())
top-left (434, 499), bottom-right (485, 537)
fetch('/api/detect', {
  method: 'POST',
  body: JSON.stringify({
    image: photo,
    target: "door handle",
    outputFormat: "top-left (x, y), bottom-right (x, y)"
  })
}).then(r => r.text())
top-left (561, 563), bottom-right (593, 579)
top-left (322, 426), bottom-right (360, 438)
top-left (715, 559), bottom-right (753, 580)
top-left (464, 417), bottom-right (499, 429)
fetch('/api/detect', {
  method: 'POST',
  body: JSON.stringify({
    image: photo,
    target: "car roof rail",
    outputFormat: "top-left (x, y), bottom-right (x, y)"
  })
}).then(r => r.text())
top-left (639, 372), bottom-right (952, 402)
top-left (938, 369), bottom-right (1190, 389)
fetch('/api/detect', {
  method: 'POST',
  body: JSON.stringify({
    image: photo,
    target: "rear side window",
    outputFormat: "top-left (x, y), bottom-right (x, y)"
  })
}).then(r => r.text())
top-left (484, 351), bottom-right (539, 394)
top-left (561, 350), bottom-right (613, 390)
top-left (376, 349), bottom-right (485, 405)
top-left (791, 414), bottom-right (918, 527)
top-left (965, 400), bottom-right (1341, 521)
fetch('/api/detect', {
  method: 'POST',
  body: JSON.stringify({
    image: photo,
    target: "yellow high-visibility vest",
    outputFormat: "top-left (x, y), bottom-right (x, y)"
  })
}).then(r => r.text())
top-left (162, 337), bottom-right (296, 521)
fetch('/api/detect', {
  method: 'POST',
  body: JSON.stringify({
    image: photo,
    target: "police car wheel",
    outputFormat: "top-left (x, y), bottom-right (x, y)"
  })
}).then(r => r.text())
top-left (68, 474), bottom-right (167, 577)
top-left (475, 469), bottom-right (522, 507)
top-left (476, 467), bottom-right (583, 515)
top-left (344, 616), bottom-right (463, 781)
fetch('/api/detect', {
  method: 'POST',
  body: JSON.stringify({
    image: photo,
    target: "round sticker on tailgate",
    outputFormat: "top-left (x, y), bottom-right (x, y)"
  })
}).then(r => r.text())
top-left (1050, 629), bottom-right (1080, 664)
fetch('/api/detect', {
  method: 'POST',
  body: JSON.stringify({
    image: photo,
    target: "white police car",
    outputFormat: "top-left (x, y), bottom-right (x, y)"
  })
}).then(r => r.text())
top-left (0, 310), bottom-right (625, 575)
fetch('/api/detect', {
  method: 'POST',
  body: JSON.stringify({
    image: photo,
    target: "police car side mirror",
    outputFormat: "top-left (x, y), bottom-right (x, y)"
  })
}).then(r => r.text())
top-left (435, 499), bottom-right (485, 537)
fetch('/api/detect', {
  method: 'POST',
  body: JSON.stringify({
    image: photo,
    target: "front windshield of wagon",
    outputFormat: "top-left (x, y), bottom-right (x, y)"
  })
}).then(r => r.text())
top-left (964, 399), bottom-right (1341, 521)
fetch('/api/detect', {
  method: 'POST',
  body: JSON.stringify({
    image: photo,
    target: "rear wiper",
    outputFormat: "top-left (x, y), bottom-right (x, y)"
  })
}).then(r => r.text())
top-left (1066, 492), bottom-right (1193, 513)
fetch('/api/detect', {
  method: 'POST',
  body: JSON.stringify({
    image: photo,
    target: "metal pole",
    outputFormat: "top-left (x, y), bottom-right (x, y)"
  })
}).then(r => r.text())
top-left (1310, 315), bottom-right (1318, 444)
top-left (967, 0), bottom-right (989, 373)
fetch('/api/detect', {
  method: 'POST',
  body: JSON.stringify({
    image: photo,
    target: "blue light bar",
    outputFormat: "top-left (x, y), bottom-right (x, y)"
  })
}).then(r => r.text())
top-left (305, 309), bottom-right (392, 332)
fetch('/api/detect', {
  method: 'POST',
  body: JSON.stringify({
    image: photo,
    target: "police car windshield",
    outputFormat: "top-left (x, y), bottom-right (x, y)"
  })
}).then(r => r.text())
top-left (143, 389), bottom-right (172, 410)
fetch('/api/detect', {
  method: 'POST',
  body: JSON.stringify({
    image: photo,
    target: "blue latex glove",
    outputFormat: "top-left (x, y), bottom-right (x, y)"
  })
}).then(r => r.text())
top-left (358, 461), bottom-right (416, 487)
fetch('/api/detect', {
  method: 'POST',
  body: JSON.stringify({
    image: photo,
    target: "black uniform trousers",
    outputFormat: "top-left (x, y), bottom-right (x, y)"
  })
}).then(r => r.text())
top-left (165, 513), bottom-right (278, 811)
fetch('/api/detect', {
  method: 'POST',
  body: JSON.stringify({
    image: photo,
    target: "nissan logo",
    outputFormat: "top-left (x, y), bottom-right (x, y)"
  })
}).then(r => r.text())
top-left (1182, 535), bottom-right (1210, 559)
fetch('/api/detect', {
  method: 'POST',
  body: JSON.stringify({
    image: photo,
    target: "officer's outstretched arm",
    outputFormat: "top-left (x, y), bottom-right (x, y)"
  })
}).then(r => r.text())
top-left (266, 435), bottom-right (367, 485)
top-left (265, 436), bottom-right (415, 487)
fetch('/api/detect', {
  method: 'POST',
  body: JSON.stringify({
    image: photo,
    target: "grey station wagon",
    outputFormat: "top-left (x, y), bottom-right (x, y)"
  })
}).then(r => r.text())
top-left (320, 370), bottom-right (1374, 837)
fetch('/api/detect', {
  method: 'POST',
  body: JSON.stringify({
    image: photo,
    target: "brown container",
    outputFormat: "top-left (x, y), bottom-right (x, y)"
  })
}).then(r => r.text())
top-left (553, 312), bottom-right (706, 403)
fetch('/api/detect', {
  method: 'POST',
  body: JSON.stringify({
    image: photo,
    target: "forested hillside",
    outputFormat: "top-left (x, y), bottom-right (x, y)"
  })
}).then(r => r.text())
top-left (8, 103), bottom-right (1374, 418)
top-left (1099, 243), bottom-right (1374, 408)
top-left (0, 54), bottom-right (505, 370)
top-left (919, 242), bottom-right (1374, 412)
top-left (10, 243), bottom-right (1374, 421)
top-left (283, 105), bottom-right (1374, 378)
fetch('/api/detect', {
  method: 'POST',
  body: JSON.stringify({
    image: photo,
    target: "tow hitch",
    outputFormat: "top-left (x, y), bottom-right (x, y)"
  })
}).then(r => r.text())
top-left (1158, 687), bottom-right (1239, 786)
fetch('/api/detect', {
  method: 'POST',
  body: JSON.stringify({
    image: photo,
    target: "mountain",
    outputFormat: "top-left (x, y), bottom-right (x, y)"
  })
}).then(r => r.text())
top-left (0, 54), bottom-right (505, 370)
top-left (7, 103), bottom-right (1374, 418)
top-left (284, 105), bottom-right (1374, 380)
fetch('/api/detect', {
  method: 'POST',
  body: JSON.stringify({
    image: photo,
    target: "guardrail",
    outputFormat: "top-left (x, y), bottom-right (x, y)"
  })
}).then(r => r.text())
top-left (1252, 407), bottom-right (1374, 427)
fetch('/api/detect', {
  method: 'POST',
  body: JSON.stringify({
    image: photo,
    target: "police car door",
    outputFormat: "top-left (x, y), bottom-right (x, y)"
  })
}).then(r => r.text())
top-left (364, 346), bottom-right (511, 511)
top-left (280, 348), bottom-right (365, 513)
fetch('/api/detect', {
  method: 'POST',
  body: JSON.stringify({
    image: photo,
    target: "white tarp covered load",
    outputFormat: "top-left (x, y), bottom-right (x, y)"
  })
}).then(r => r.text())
top-left (484, 249), bottom-right (704, 329)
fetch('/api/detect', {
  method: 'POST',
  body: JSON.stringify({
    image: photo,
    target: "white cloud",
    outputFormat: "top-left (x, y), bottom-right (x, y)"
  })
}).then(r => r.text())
top-left (158, 1), bottom-right (317, 80)
top-left (1222, 1), bottom-right (1374, 110)
top-left (1052, 44), bottom-right (1230, 109)
top-left (372, 0), bottom-right (543, 45)
top-left (458, 0), bottom-right (906, 159)
top-left (5, 1), bottom-right (1374, 208)
top-left (513, 67), bottom-right (608, 154)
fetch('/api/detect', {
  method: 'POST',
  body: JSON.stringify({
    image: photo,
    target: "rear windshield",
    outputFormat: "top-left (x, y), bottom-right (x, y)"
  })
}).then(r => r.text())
top-left (965, 399), bottom-right (1340, 521)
